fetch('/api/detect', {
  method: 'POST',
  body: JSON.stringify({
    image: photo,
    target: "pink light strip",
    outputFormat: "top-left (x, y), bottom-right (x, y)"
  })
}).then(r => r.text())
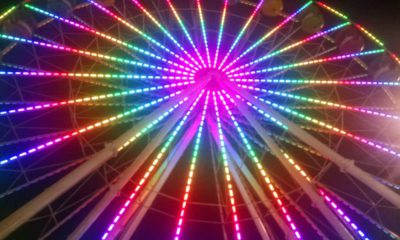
top-left (0, 91), bottom-right (183, 166)
top-left (174, 91), bottom-right (210, 240)
top-left (0, 81), bottom-right (194, 116)
top-left (219, 91), bottom-right (301, 239)
top-left (213, 91), bottom-right (242, 240)
top-left (238, 84), bottom-right (400, 120)
top-left (213, 0), bottom-right (228, 68)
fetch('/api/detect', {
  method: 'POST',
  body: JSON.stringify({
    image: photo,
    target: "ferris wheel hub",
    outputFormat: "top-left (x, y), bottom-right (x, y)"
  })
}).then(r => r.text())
top-left (194, 68), bottom-right (229, 90)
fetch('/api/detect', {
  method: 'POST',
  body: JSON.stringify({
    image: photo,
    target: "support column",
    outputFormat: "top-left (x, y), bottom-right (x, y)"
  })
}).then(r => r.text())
top-left (224, 84), bottom-right (400, 208)
top-left (207, 117), bottom-right (294, 239)
top-left (233, 99), bottom-right (353, 240)
top-left (228, 152), bottom-right (272, 240)
top-left (0, 85), bottom-right (204, 239)
top-left (67, 99), bottom-right (194, 240)
top-left (117, 117), bottom-right (200, 240)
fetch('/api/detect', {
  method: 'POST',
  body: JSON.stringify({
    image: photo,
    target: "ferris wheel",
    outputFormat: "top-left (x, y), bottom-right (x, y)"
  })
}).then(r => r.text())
top-left (0, 0), bottom-right (399, 239)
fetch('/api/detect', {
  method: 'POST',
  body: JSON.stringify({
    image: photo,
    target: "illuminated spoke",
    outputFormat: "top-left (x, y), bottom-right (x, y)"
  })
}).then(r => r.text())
top-left (174, 91), bottom-right (209, 240)
top-left (0, 91), bottom-right (184, 166)
top-left (254, 96), bottom-right (400, 158)
top-left (0, 70), bottom-right (194, 80)
top-left (228, 22), bottom-right (351, 73)
top-left (228, 49), bottom-right (384, 77)
top-left (129, 0), bottom-right (201, 68)
top-left (212, 91), bottom-right (242, 240)
top-left (102, 90), bottom-right (205, 240)
top-left (238, 84), bottom-right (400, 120)
top-left (166, 0), bottom-right (207, 67)
top-left (89, 0), bottom-right (198, 70)
top-left (213, 0), bottom-right (228, 68)
top-left (24, 4), bottom-right (194, 72)
top-left (196, 0), bottom-right (211, 67)
top-left (0, 81), bottom-right (193, 116)
top-left (223, 1), bottom-right (312, 72)
top-left (218, 91), bottom-right (302, 239)
top-left (0, 33), bottom-right (191, 75)
top-left (217, 0), bottom-right (264, 70)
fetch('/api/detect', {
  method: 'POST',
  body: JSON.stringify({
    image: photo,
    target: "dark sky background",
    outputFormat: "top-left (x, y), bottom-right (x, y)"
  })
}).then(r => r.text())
top-left (0, 0), bottom-right (399, 54)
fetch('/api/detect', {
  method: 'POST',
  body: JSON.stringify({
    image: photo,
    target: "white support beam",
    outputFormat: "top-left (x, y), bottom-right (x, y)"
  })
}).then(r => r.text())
top-left (67, 99), bottom-right (195, 240)
top-left (207, 113), bottom-right (294, 239)
top-left (233, 98), bottom-right (354, 240)
top-left (228, 151), bottom-right (272, 240)
top-left (117, 118), bottom-right (200, 240)
top-left (224, 84), bottom-right (400, 208)
top-left (0, 85), bottom-right (204, 239)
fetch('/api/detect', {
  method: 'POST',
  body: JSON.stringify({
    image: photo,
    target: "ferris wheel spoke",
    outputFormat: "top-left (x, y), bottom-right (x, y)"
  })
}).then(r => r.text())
top-left (213, 0), bottom-right (228, 68)
top-left (217, 91), bottom-right (302, 239)
top-left (228, 22), bottom-right (351, 73)
top-left (0, 81), bottom-right (194, 116)
top-left (223, 1), bottom-right (312, 72)
top-left (0, 5), bottom-right (17, 22)
top-left (0, 89), bottom-right (192, 239)
top-left (0, 70), bottom-right (194, 81)
top-left (128, 0), bottom-right (201, 68)
top-left (166, 0), bottom-right (207, 67)
top-left (102, 90), bottom-right (205, 240)
top-left (212, 91), bottom-right (242, 240)
top-left (24, 4), bottom-right (195, 73)
top-left (196, 0), bottom-right (212, 67)
top-left (174, 91), bottom-right (209, 240)
top-left (281, 152), bottom-right (371, 239)
top-left (228, 49), bottom-right (384, 77)
top-left (88, 0), bottom-right (200, 70)
top-left (229, 74), bottom-right (400, 87)
top-left (255, 96), bottom-right (400, 159)
top-left (0, 34), bottom-right (192, 76)
top-left (0, 91), bottom-right (184, 166)
top-left (237, 84), bottom-right (400, 121)
top-left (217, 0), bottom-right (264, 70)
top-left (223, 91), bottom-right (358, 239)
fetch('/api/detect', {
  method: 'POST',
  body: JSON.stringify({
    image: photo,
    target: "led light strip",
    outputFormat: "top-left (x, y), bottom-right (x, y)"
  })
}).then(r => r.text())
top-left (317, 1), bottom-right (400, 66)
top-left (0, 81), bottom-right (194, 116)
top-left (217, 0), bottom-right (265, 70)
top-left (102, 90), bottom-right (205, 239)
top-left (0, 91), bottom-right (183, 166)
top-left (0, 71), bottom-right (193, 80)
top-left (213, 0), bottom-right (228, 68)
top-left (24, 4), bottom-right (194, 72)
top-left (255, 97), bottom-right (400, 158)
top-left (238, 85), bottom-right (400, 120)
top-left (0, 33), bottom-right (192, 75)
top-left (0, 5), bottom-right (16, 21)
top-left (166, 0), bottom-right (206, 67)
top-left (174, 91), bottom-right (210, 240)
top-left (212, 91), bottom-right (242, 240)
top-left (223, 1), bottom-right (312, 72)
top-left (89, 0), bottom-right (197, 70)
top-left (281, 153), bottom-right (369, 239)
top-left (228, 49), bottom-right (384, 77)
top-left (219, 91), bottom-right (301, 239)
top-left (229, 77), bottom-right (400, 86)
top-left (129, 0), bottom-right (201, 68)
top-left (196, 0), bottom-right (212, 67)
top-left (228, 22), bottom-right (350, 73)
